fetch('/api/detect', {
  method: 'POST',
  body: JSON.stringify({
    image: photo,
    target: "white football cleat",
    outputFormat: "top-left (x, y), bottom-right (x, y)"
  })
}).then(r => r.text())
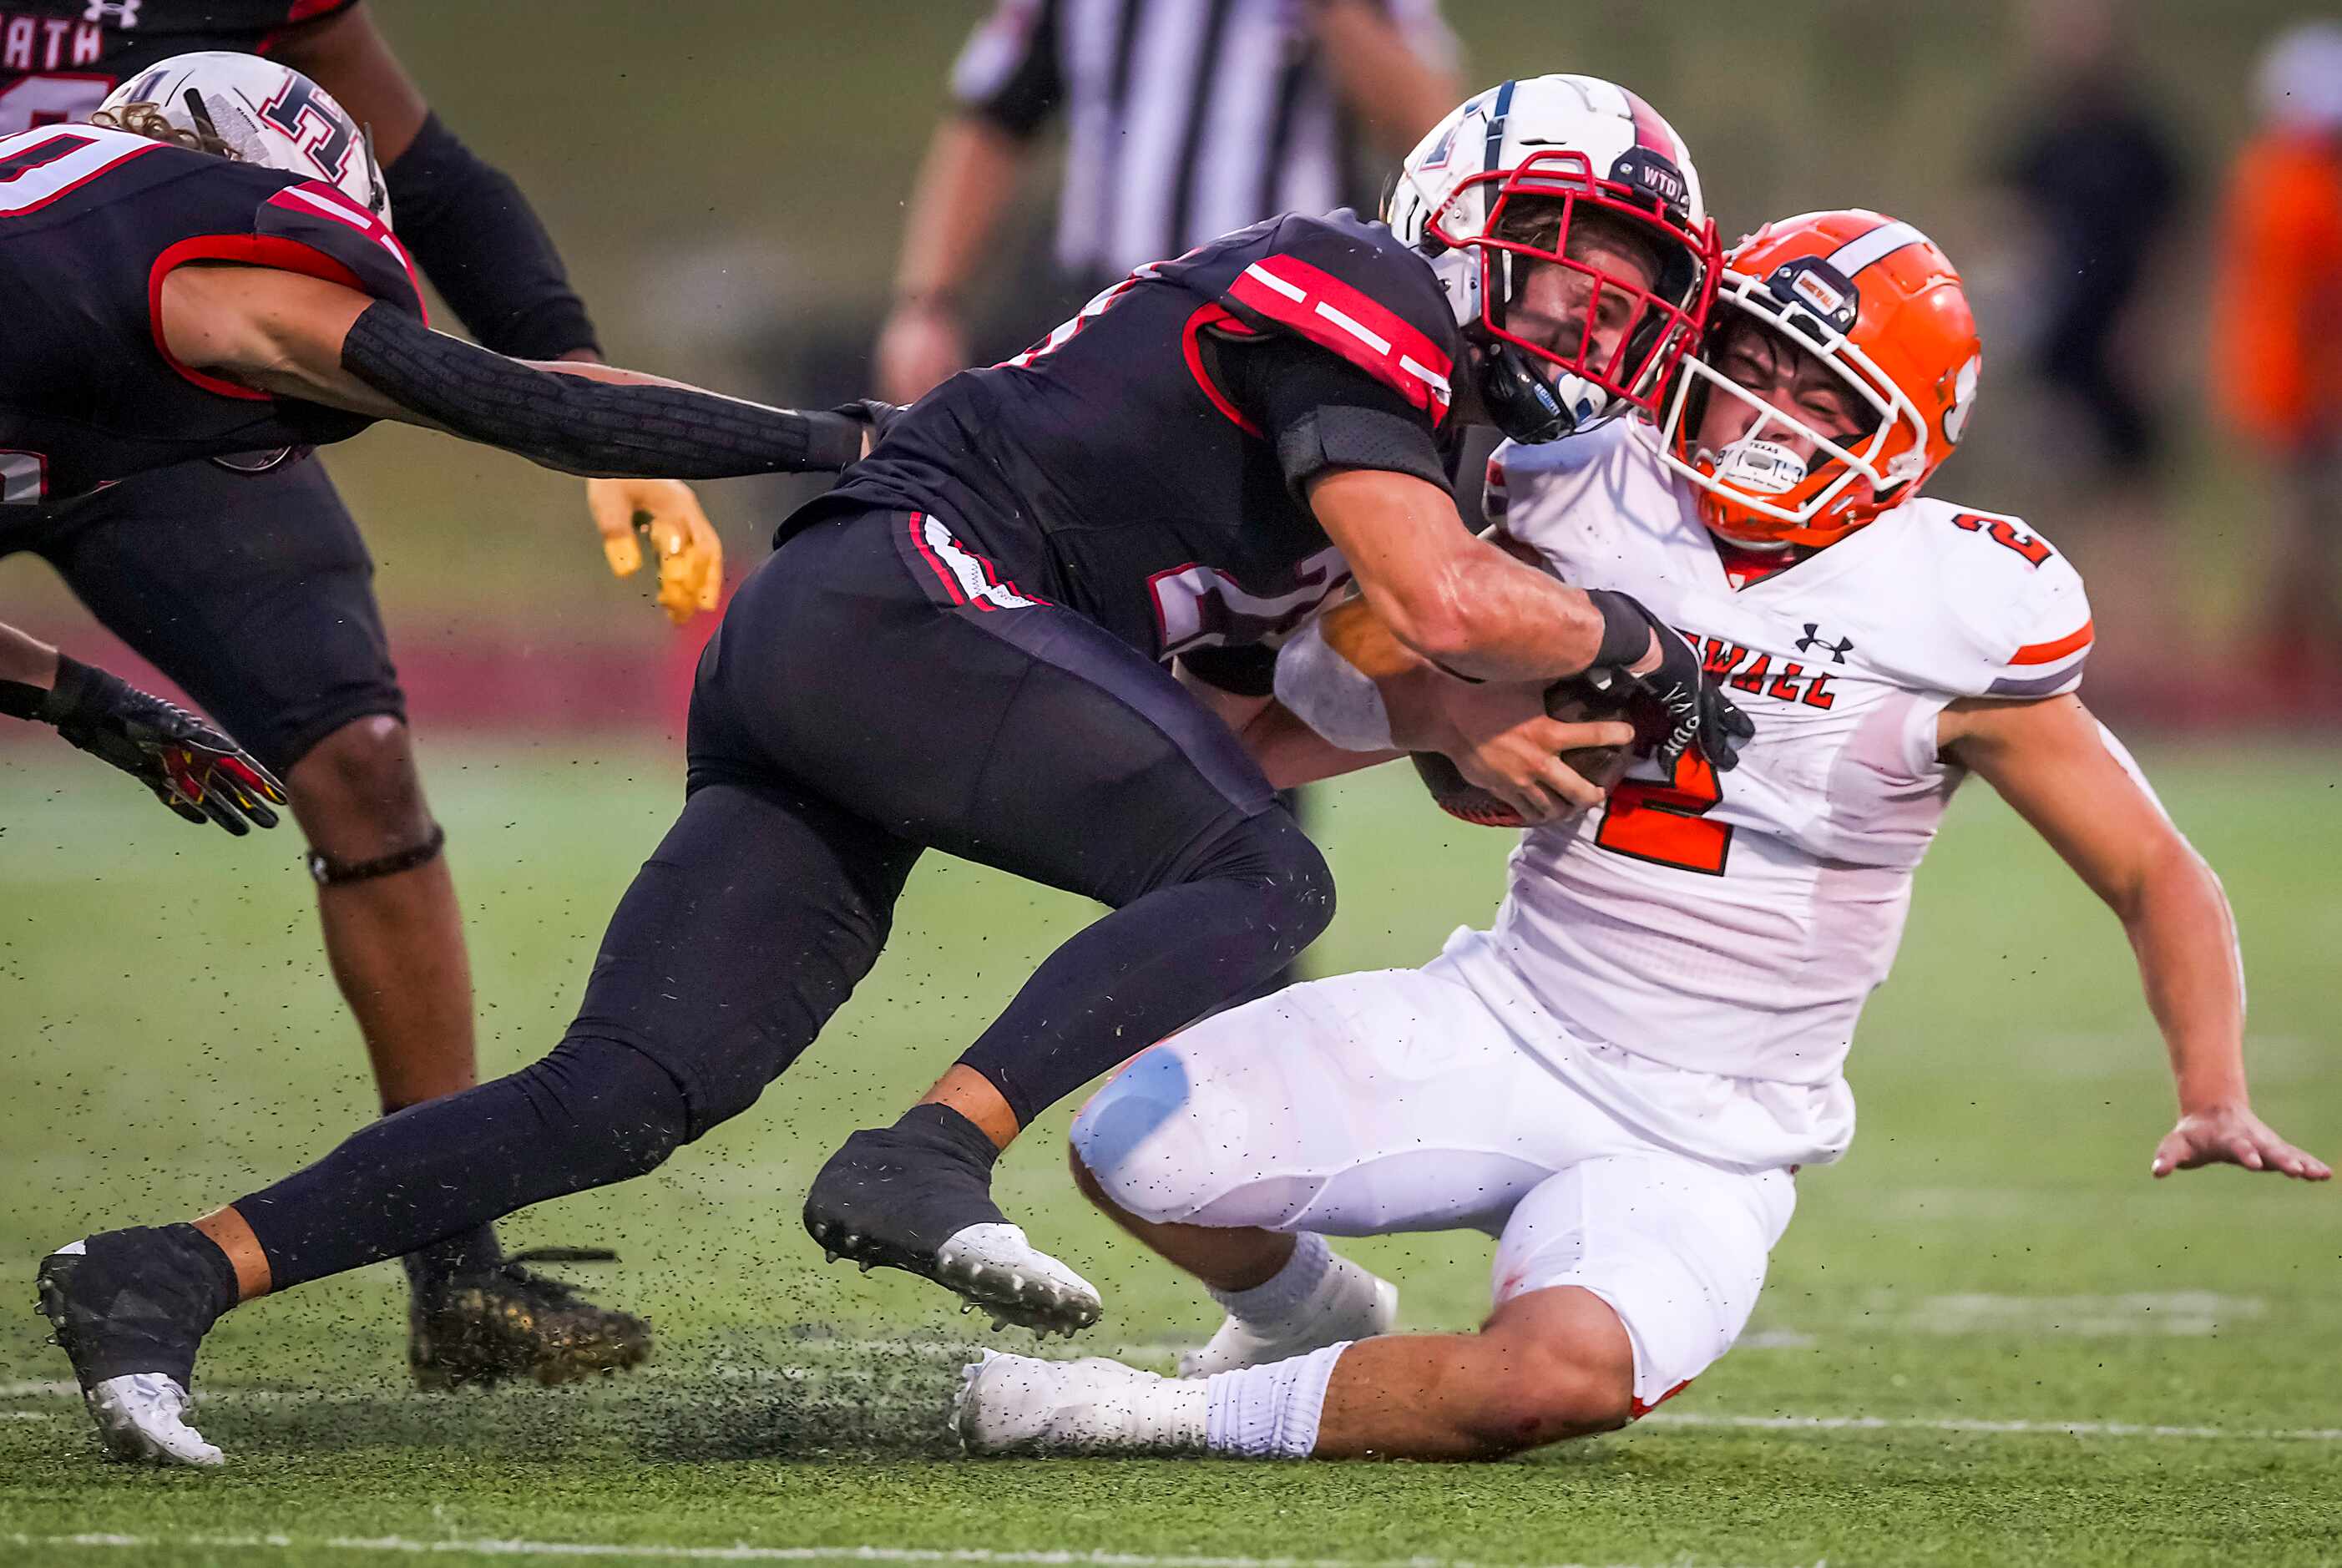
top-left (83, 1373), bottom-right (224, 1468)
top-left (935, 1224), bottom-right (1103, 1337)
top-left (1179, 1268), bottom-right (1398, 1378)
top-left (954, 1348), bottom-right (1201, 1454)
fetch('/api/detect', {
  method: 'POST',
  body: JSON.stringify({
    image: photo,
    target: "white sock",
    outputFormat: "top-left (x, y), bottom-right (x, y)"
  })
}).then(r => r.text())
top-left (1209, 1232), bottom-right (1333, 1325)
top-left (1202, 1341), bottom-right (1351, 1458)
top-left (1212, 1233), bottom-right (1384, 1333)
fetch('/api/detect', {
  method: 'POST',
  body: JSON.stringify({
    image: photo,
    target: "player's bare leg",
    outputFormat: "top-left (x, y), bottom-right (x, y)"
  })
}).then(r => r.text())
top-left (289, 716), bottom-right (475, 1111)
top-left (955, 1285), bottom-right (1632, 1459)
top-left (287, 715), bottom-right (649, 1390)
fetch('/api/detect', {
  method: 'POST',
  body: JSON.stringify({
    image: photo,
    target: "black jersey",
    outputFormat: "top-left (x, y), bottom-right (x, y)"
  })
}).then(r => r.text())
top-left (0, 122), bottom-right (422, 503)
top-left (821, 210), bottom-right (1464, 662)
top-left (0, 1), bottom-right (352, 134)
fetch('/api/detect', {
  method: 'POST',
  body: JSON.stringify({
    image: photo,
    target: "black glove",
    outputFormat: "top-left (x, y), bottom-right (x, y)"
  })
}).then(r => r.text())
top-left (1586, 589), bottom-right (1755, 773)
top-left (832, 397), bottom-right (903, 456)
top-left (5, 655), bottom-right (286, 834)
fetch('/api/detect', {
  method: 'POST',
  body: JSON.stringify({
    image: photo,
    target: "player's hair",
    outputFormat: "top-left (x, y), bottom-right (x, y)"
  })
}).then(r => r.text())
top-left (88, 102), bottom-right (237, 161)
top-left (1495, 196), bottom-right (1667, 285)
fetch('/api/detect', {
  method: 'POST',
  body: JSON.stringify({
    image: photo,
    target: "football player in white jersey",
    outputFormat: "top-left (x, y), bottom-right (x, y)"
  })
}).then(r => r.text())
top-left (952, 209), bottom-right (2330, 1462)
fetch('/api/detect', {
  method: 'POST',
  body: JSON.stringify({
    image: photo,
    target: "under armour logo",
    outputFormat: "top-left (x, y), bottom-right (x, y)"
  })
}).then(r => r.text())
top-left (84, 0), bottom-right (139, 24)
top-left (1797, 623), bottom-right (1854, 662)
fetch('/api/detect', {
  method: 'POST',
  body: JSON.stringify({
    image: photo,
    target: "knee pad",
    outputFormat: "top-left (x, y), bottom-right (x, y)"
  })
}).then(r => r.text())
top-left (1071, 1045), bottom-right (1307, 1227)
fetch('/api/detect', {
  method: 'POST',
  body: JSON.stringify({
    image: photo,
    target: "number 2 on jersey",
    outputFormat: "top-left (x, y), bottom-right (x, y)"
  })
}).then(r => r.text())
top-left (1593, 748), bottom-right (1731, 876)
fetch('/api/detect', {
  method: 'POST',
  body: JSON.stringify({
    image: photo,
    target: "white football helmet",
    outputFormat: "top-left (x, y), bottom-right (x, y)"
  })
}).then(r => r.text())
top-left (98, 52), bottom-right (389, 225)
top-left (1388, 74), bottom-right (1718, 443)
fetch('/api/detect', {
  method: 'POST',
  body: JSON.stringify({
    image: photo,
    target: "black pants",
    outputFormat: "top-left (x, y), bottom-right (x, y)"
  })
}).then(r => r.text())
top-left (0, 453), bottom-right (402, 773)
top-left (238, 504), bottom-right (1335, 1287)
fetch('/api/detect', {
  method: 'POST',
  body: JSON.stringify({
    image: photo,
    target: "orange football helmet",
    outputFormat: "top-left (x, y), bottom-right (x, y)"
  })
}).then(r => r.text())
top-left (1655, 210), bottom-right (1981, 549)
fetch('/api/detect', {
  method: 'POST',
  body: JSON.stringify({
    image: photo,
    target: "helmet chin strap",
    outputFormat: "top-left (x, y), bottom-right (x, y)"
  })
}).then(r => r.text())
top-left (1474, 339), bottom-right (1613, 445)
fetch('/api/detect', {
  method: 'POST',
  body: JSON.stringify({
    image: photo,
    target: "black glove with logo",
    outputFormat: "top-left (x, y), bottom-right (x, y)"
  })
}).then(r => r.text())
top-left (2, 655), bottom-right (286, 834)
top-left (1586, 589), bottom-right (1755, 772)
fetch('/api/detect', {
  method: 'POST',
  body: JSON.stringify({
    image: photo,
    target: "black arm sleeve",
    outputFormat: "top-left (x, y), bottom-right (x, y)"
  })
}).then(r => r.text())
top-left (382, 114), bottom-right (599, 361)
top-left (1217, 333), bottom-right (1452, 498)
top-left (339, 303), bottom-right (866, 477)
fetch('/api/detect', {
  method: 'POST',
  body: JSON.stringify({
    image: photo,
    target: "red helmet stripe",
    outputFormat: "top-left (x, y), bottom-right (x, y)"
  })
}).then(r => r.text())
top-left (1621, 89), bottom-right (1680, 160)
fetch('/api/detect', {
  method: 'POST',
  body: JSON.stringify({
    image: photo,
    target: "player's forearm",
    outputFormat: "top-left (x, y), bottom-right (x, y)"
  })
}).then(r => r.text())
top-left (2123, 841), bottom-right (2251, 1110)
top-left (1246, 701), bottom-right (1400, 788)
top-left (0, 624), bottom-right (60, 690)
top-left (1397, 549), bottom-right (1614, 682)
top-left (1307, 0), bottom-right (1461, 155)
top-left (894, 116), bottom-right (1026, 306)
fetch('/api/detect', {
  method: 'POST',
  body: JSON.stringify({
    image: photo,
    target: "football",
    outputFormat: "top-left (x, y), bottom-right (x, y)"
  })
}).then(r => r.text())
top-left (1411, 675), bottom-right (1640, 828)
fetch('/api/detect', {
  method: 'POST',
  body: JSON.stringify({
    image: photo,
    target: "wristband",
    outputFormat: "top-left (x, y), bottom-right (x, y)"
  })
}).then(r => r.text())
top-left (1587, 589), bottom-right (1657, 671)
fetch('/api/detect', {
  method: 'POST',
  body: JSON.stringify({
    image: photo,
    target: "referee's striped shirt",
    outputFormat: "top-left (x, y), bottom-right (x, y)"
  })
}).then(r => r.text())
top-left (951, 0), bottom-right (1457, 283)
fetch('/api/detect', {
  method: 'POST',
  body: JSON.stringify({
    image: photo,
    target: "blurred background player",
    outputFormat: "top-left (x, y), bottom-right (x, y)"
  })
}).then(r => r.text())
top-left (2214, 21), bottom-right (2342, 700)
top-left (0, 15), bottom-right (876, 1393)
top-left (873, 0), bottom-right (1462, 406)
top-left (1985, 0), bottom-right (2186, 698)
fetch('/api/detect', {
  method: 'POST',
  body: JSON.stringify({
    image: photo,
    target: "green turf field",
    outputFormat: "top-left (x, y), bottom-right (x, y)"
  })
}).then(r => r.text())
top-left (2, 741), bottom-right (2336, 1568)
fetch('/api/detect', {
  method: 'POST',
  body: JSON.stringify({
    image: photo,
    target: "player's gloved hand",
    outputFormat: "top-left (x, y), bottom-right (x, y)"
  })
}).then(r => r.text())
top-left (589, 478), bottom-right (724, 625)
top-left (1586, 589), bottom-right (1755, 773)
top-left (22, 655), bottom-right (286, 834)
top-left (832, 398), bottom-right (903, 459)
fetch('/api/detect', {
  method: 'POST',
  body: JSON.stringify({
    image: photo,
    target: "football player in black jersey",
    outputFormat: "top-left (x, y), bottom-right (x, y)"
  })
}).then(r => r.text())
top-left (2, 38), bottom-right (880, 1401)
top-left (37, 74), bottom-right (1756, 1469)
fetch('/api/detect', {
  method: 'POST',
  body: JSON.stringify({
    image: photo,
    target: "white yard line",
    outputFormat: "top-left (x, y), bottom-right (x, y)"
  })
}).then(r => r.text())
top-left (2, 1539), bottom-right (1803, 1568)
top-left (1641, 1411), bottom-right (2342, 1442)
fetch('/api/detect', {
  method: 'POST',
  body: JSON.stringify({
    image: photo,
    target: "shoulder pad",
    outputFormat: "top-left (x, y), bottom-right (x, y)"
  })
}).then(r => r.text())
top-left (1206, 211), bottom-right (1462, 425)
top-left (1910, 498), bottom-right (2094, 700)
top-left (245, 171), bottom-right (425, 322)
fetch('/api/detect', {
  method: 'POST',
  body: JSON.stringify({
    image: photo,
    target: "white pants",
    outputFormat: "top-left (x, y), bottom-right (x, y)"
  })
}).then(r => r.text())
top-left (1071, 953), bottom-right (1797, 1409)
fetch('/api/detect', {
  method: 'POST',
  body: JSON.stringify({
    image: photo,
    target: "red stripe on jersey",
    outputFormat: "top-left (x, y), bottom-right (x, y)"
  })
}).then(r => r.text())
top-left (148, 235), bottom-right (377, 401)
top-left (1227, 254), bottom-right (1454, 422)
top-left (267, 182), bottom-right (426, 316)
top-left (1631, 1378), bottom-right (1693, 1420)
top-left (2011, 619), bottom-right (2094, 665)
top-left (1181, 304), bottom-right (1264, 437)
top-left (261, 0), bottom-right (358, 53)
top-left (906, 513), bottom-right (969, 606)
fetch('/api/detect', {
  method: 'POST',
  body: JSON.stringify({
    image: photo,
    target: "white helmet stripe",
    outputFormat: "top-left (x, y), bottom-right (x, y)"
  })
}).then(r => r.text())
top-left (1824, 219), bottom-right (1927, 279)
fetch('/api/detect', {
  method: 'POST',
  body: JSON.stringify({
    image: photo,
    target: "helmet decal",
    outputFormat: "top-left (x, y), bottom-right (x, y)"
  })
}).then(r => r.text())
top-left (1821, 218), bottom-right (1929, 280)
top-left (1943, 353), bottom-right (1982, 444)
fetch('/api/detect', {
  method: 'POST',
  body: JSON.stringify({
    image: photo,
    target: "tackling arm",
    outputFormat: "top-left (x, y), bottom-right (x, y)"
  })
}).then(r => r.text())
top-left (1942, 695), bottom-right (2329, 1181)
top-left (1272, 594), bottom-right (1635, 819)
top-left (154, 266), bottom-right (872, 477)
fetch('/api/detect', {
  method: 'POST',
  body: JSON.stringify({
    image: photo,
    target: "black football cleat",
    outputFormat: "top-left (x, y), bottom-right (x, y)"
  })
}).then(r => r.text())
top-left (407, 1247), bottom-right (652, 1391)
top-left (802, 1106), bottom-right (1101, 1337)
top-left (37, 1227), bottom-right (235, 1467)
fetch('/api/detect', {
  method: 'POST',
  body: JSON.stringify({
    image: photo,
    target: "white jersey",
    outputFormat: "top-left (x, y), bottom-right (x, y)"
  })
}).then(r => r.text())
top-left (1453, 423), bottom-right (2091, 1125)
